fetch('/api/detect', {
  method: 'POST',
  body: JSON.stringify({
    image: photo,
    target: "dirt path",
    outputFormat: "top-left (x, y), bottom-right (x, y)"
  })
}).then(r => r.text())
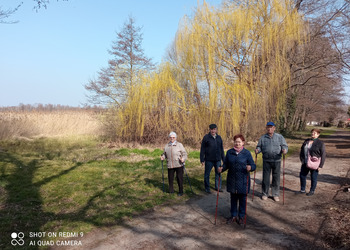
top-left (56, 129), bottom-right (350, 250)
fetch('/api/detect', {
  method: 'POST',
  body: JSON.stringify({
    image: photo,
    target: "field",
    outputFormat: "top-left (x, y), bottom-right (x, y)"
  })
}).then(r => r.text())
top-left (0, 110), bottom-right (103, 140)
top-left (0, 110), bottom-right (339, 249)
top-left (0, 135), bottom-right (237, 249)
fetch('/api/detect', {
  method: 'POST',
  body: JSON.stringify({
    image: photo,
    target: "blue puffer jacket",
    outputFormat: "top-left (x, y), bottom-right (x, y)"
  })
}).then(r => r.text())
top-left (222, 148), bottom-right (256, 194)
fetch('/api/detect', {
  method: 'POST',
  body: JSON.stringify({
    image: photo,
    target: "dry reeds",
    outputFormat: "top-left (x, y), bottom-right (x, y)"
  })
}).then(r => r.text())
top-left (0, 110), bottom-right (104, 140)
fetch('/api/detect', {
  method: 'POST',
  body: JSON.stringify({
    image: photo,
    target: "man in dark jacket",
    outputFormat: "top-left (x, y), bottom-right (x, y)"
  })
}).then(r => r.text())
top-left (200, 124), bottom-right (225, 193)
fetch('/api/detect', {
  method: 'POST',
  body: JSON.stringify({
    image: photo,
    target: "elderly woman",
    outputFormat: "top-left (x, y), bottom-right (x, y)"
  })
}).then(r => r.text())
top-left (299, 128), bottom-right (326, 196)
top-left (219, 134), bottom-right (256, 225)
top-left (160, 132), bottom-right (188, 196)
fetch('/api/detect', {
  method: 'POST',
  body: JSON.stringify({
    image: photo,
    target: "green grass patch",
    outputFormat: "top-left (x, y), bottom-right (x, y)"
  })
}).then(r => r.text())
top-left (292, 126), bottom-right (337, 138)
top-left (188, 150), bottom-right (200, 159)
top-left (0, 137), bottom-right (206, 249)
top-left (0, 127), bottom-right (338, 249)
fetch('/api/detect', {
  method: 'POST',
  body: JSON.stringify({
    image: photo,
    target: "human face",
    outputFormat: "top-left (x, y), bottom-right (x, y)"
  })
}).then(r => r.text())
top-left (170, 136), bottom-right (176, 143)
top-left (266, 125), bottom-right (275, 136)
top-left (234, 138), bottom-right (244, 148)
top-left (311, 130), bottom-right (320, 139)
top-left (210, 128), bottom-right (217, 136)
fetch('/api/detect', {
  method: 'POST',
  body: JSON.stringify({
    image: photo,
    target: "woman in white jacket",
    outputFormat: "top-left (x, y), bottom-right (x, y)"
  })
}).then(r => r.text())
top-left (160, 132), bottom-right (188, 196)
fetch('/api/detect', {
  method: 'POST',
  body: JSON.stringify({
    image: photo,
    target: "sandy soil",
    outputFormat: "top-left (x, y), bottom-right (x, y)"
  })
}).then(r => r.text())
top-left (54, 129), bottom-right (350, 250)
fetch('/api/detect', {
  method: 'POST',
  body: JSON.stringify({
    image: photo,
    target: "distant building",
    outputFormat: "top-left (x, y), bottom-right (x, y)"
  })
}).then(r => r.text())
top-left (307, 121), bottom-right (320, 126)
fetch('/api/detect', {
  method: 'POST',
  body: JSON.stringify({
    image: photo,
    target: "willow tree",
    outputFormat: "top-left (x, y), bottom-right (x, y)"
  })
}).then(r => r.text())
top-left (116, 63), bottom-right (188, 142)
top-left (171, 0), bottom-right (307, 139)
top-left (115, 0), bottom-right (307, 143)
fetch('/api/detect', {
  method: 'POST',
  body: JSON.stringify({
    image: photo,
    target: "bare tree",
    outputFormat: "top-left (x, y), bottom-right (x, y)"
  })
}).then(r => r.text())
top-left (0, 3), bottom-right (21, 24)
top-left (283, 0), bottom-right (348, 131)
top-left (85, 16), bottom-right (154, 106)
top-left (0, 0), bottom-right (68, 24)
top-left (32, 0), bottom-right (69, 10)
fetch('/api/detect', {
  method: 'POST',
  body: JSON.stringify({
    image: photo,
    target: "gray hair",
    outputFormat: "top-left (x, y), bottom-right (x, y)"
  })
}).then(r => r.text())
top-left (169, 131), bottom-right (177, 138)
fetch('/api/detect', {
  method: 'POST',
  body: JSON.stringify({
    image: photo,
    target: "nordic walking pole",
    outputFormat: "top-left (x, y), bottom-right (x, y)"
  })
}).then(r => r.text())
top-left (215, 174), bottom-right (221, 225)
top-left (161, 159), bottom-right (165, 193)
top-left (183, 163), bottom-right (194, 194)
top-left (283, 154), bottom-right (285, 205)
top-left (252, 154), bottom-right (257, 201)
top-left (244, 173), bottom-right (249, 229)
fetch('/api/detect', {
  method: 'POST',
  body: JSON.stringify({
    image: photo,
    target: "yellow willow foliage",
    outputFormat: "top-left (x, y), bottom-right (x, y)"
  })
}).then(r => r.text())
top-left (116, 63), bottom-right (188, 140)
top-left (115, 0), bottom-right (307, 143)
top-left (173, 0), bottom-right (306, 137)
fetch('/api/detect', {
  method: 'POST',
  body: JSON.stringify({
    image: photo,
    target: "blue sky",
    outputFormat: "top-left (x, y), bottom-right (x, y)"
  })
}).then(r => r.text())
top-left (0, 0), bottom-right (220, 107)
top-left (1, 0), bottom-right (349, 107)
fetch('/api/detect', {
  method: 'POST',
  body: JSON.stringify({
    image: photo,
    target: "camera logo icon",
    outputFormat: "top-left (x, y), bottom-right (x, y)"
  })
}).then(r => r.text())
top-left (11, 232), bottom-right (25, 246)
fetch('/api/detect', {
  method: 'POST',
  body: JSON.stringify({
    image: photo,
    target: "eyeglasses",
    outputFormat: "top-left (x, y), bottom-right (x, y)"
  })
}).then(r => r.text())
top-left (170, 137), bottom-right (176, 139)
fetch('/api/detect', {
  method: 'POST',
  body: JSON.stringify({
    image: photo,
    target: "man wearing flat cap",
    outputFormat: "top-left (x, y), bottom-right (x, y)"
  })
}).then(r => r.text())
top-left (255, 122), bottom-right (288, 202)
top-left (200, 124), bottom-right (225, 193)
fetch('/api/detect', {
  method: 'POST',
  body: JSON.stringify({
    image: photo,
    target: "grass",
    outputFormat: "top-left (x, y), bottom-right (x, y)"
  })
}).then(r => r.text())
top-left (292, 126), bottom-right (337, 138)
top-left (0, 137), bottom-right (221, 250)
top-left (0, 126), bottom-right (336, 249)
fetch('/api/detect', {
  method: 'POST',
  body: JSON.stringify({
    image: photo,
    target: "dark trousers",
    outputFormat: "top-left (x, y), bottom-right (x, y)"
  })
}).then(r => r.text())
top-left (300, 164), bottom-right (319, 192)
top-left (262, 161), bottom-right (281, 197)
top-left (230, 193), bottom-right (247, 219)
top-left (204, 160), bottom-right (222, 191)
top-left (168, 167), bottom-right (184, 193)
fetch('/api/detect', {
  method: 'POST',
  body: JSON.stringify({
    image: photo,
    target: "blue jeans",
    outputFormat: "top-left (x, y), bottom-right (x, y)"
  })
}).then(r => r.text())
top-left (262, 161), bottom-right (281, 197)
top-left (230, 193), bottom-right (247, 219)
top-left (300, 164), bottom-right (319, 192)
top-left (204, 160), bottom-right (221, 191)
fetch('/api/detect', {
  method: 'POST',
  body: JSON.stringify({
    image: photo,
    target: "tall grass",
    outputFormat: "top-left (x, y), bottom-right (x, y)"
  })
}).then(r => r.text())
top-left (0, 111), bottom-right (104, 140)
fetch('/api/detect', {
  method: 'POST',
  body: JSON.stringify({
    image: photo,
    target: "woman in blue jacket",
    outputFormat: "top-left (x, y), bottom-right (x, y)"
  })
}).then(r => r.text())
top-left (219, 134), bottom-right (256, 225)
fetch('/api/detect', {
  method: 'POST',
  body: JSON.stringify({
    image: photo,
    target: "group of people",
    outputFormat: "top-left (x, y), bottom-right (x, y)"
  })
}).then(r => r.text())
top-left (160, 122), bottom-right (326, 225)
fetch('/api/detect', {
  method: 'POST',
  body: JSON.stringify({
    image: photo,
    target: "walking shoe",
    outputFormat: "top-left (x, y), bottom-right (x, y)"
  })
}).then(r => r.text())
top-left (261, 195), bottom-right (268, 200)
top-left (306, 191), bottom-right (314, 196)
top-left (299, 190), bottom-right (306, 194)
top-left (205, 190), bottom-right (211, 194)
top-left (215, 188), bottom-right (223, 192)
top-left (177, 193), bottom-right (183, 196)
top-left (273, 196), bottom-right (280, 202)
top-left (237, 217), bottom-right (245, 226)
top-left (226, 217), bottom-right (237, 224)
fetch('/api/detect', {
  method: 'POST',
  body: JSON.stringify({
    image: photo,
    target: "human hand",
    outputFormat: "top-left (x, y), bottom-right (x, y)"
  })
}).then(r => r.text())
top-left (246, 165), bottom-right (251, 172)
top-left (160, 155), bottom-right (165, 161)
top-left (218, 167), bottom-right (223, 173)
top-left (282, 149), bottom-right (287, 155)
top-left (180, 156), bottom-right (185, 163)
top-left (255, 149), bottom-right (259, 154)
top-left (201, 162), bottom-right (204, 167)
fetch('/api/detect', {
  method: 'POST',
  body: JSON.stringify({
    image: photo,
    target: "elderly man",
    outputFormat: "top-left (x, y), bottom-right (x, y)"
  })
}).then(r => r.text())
top-left (200, 124), bottom-right (225, 193)
top-left (255, 122), bottom-right (288, 202)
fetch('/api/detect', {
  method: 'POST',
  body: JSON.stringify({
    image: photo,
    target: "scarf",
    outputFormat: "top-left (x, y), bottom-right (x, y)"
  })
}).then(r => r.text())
top-left (233, 146), bottom-right (244, 154)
